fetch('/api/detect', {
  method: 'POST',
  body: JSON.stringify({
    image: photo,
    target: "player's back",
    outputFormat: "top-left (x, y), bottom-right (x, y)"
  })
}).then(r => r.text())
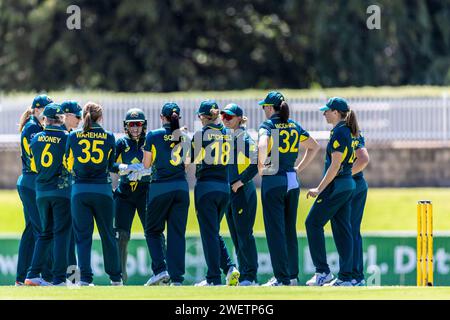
top-left (192, 123), bottom-right (231, 182)
top-left (145, 125), bottom-right (186, 182)
top-left (31, 126), bottom-right (69, 191)
top-left (67, 124), bottom-right (115, 184)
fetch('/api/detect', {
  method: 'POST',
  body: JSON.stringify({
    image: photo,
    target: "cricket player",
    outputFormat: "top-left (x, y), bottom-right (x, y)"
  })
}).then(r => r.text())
top-left (221, 103), bottom-right (259, 286)
top-left (141, 103), bottom-right (189, 286)
top-left (65, 102), bottom-right (122, 286)
top-left (350, 131), bottom-right (370, 286)
top-left (258, 91), bottom-right (320, 286)
top-left (110, 108), bottom-right (149, 283)
top-left (61, 100), bottom-right (82, 275)
top-left (305, 97), bottom-right (358, 286)
top-left (24, 104), bottom-right (72, 286)
top-left (16, 94), bottom-right (53, 285)
top-left (191, 100), bottom-right (240, 286)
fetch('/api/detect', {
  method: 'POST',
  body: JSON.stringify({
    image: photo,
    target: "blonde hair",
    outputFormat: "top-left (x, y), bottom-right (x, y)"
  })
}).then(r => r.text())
top-left (83, 102), bottom-right (103, 132)
top-left (18, 107), bottom-right (34, 132)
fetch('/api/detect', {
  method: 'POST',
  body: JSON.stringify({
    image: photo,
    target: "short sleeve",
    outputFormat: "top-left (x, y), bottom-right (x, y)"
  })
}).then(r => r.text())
top-left (294, 121), bottom-right (310, 142)
top-left (115, 138), bottom-right (125, 161)
top-left (330, 129), bottom-right (348, 153)
top-left (355, 133), bottom-right (365, 150)
top-left (258, 122), bottom-right (271, 138)
top-left (143, 131), bottom-right (153, 152)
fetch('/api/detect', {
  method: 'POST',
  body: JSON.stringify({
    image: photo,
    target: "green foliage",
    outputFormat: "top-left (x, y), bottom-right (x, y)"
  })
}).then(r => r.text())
top-left (0, 1), bottom-right (449, 92)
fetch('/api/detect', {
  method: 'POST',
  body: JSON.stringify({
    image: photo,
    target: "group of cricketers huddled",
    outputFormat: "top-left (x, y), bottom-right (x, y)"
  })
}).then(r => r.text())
top-left (15, 91), bottom-right (369, 287)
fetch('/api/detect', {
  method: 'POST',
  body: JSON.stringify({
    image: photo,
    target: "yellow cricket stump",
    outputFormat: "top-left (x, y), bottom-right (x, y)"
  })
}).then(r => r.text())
top-left (417, 200), bottom-right (433, 286)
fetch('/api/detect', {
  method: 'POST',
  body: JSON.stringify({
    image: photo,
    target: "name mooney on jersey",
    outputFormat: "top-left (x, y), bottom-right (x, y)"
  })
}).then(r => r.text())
top-left (37, 135), bottom-right (62, 144)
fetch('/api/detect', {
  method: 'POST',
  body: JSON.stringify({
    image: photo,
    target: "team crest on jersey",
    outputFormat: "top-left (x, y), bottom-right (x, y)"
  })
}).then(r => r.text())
top-left (125, 146), bottom-right (130, 152)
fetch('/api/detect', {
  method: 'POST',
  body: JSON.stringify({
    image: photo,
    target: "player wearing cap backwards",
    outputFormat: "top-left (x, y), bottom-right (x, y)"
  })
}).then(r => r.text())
top-left (258, 91), bottom-right (320, 286)
top-left (65, 102), bottom-right (122, 286)
top-left (139, 103), bottom-right (189, 286)
top-left (305, 97), bottom-right (360, 286)
top-left (109, 108), bottom-right (149, 283)
top-left (350, 130), bottom-right (370, 286)
top-left (61, 100), bottom-right (82, 276)
top-left (24, 104), bottom-right (72, 286)
top-left (15, 94), bottom-right (53, 286)
top-left (221, 103), bottom-right (259, 286)
top-left (191, 100), bottom-right (240, 286)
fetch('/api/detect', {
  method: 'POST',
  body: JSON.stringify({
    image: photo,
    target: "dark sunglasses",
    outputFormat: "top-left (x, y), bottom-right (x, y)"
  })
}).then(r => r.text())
top-left (128, 121), bottom-right (144, 127)
top-left (221, 113), bottom-right (235, 121)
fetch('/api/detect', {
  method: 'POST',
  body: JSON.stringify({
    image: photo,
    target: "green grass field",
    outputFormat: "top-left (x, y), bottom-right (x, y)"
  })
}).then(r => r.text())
top-left (1, 286), bottom-right (450, 300)
top-left (2, 188), bottom-right (450, 234)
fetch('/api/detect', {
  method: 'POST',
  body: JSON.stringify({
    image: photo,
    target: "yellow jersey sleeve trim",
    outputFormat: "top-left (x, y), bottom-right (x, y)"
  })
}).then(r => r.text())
top-left (66, 148), bottom-right (74, 172)
top-left (300, 135), bottom-right (309, 142)
top-left (116, 153), bottom-right (123, 164)
top-left (237, 151), bottom-right (251, 175)
top-left (151, 144), bottom-right (157, 163)
top-left (22, 137), bottom-right (31, 156)
top-left (340, 146), bottom-right (348, 163)
top-left (29, 150), bottom-right (37, 173)
top-left (333, 140), bottom-right (341, 149)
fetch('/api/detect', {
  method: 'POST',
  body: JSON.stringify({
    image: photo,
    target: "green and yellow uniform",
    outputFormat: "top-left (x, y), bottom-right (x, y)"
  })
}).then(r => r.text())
top-left (192, 100), bottom-right (236, 285)
top-left (16, 94), bottom-right (53, 284)
top-left (305, 98), bottom-right (356, 282)
top-left (350, 133), bottom-right (368, 283)
top-left (66, 123), bottom-right (121, 284)
top-left (144, 103), bottom-right (190, 284)
top-left (26, 104), bottom-right (71, 285)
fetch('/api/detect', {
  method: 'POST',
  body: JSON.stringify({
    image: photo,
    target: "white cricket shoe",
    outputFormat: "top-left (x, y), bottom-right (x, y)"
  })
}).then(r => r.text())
top-left (305, 272), bottom-right (335, 286)
top-left (239, 280), bottom-right (257, 286)
top-left (145, 271), bottom-right (170, 286)
top-left (24, 278), bottom-right (53, 286)
top-left (226, 267), bottom-right (240, 286)
top-left (324, 278), bottom-right (353, 287)
top-left (290, 279), bottom-right (298, 286)
top-left (194, 280), bottom-right (221, 286)
top-left (261, 277), bottom-right (284, 286)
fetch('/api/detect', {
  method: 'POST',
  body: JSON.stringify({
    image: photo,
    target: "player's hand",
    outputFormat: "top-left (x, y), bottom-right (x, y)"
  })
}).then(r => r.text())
top-left (307, 188), bottom-right (320, 199)
top-left (231, 180), bottom-right (244, 193)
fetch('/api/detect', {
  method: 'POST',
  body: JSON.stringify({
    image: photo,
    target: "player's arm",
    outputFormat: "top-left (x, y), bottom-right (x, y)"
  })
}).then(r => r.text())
top-left (295, 135), bottom-right (320, 174)
top-left (232, 135), bottom-right (258, 192)
top-left (142, 131), bottom-right (154, 169)
top-left (64, 133), bottom-right (74, 172)
top-left (110, 138), bottom-right (123, 173)
top-left (257, 127), bottom-right (270, 176)
top-left (307, 151), bottom-right (342, 199)
top-left (352, 147), bottom-right (369, 175)
top-left (108, 134), bottom-right (116, 172)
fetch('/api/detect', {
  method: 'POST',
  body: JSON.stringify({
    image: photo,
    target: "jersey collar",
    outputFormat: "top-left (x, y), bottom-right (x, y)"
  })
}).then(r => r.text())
top-left (333, 120), bottom-right (346, 130)
top-left (45, 125), bottom-right (65, 132)
top-left (204, 123), bottom-right (223, 131)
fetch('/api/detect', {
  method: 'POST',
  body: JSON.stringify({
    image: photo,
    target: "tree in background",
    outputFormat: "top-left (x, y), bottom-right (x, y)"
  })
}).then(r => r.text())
top-left (0, 0), bottom-right (449, 92)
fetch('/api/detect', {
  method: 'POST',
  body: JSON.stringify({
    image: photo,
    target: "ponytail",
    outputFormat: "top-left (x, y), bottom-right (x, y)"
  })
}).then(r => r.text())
top-left (338, 109), bottom-right (360, 137)
top-left (274, 101), bottom-right (289, 123)
top-left (82, 102), bottom-right (103, 132)
top-left (83, 112), bottom-right (92, 132)
top-left (18, 107), bottom-right (33, 132)
top-left (346, 110), bottom-right (360, 137)
top-left (240, 116), bottom-right (248, 127)
top-left (170, 112), bottom-right (181, 144)
top-left (209, 108), bottom-right (220, 121)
